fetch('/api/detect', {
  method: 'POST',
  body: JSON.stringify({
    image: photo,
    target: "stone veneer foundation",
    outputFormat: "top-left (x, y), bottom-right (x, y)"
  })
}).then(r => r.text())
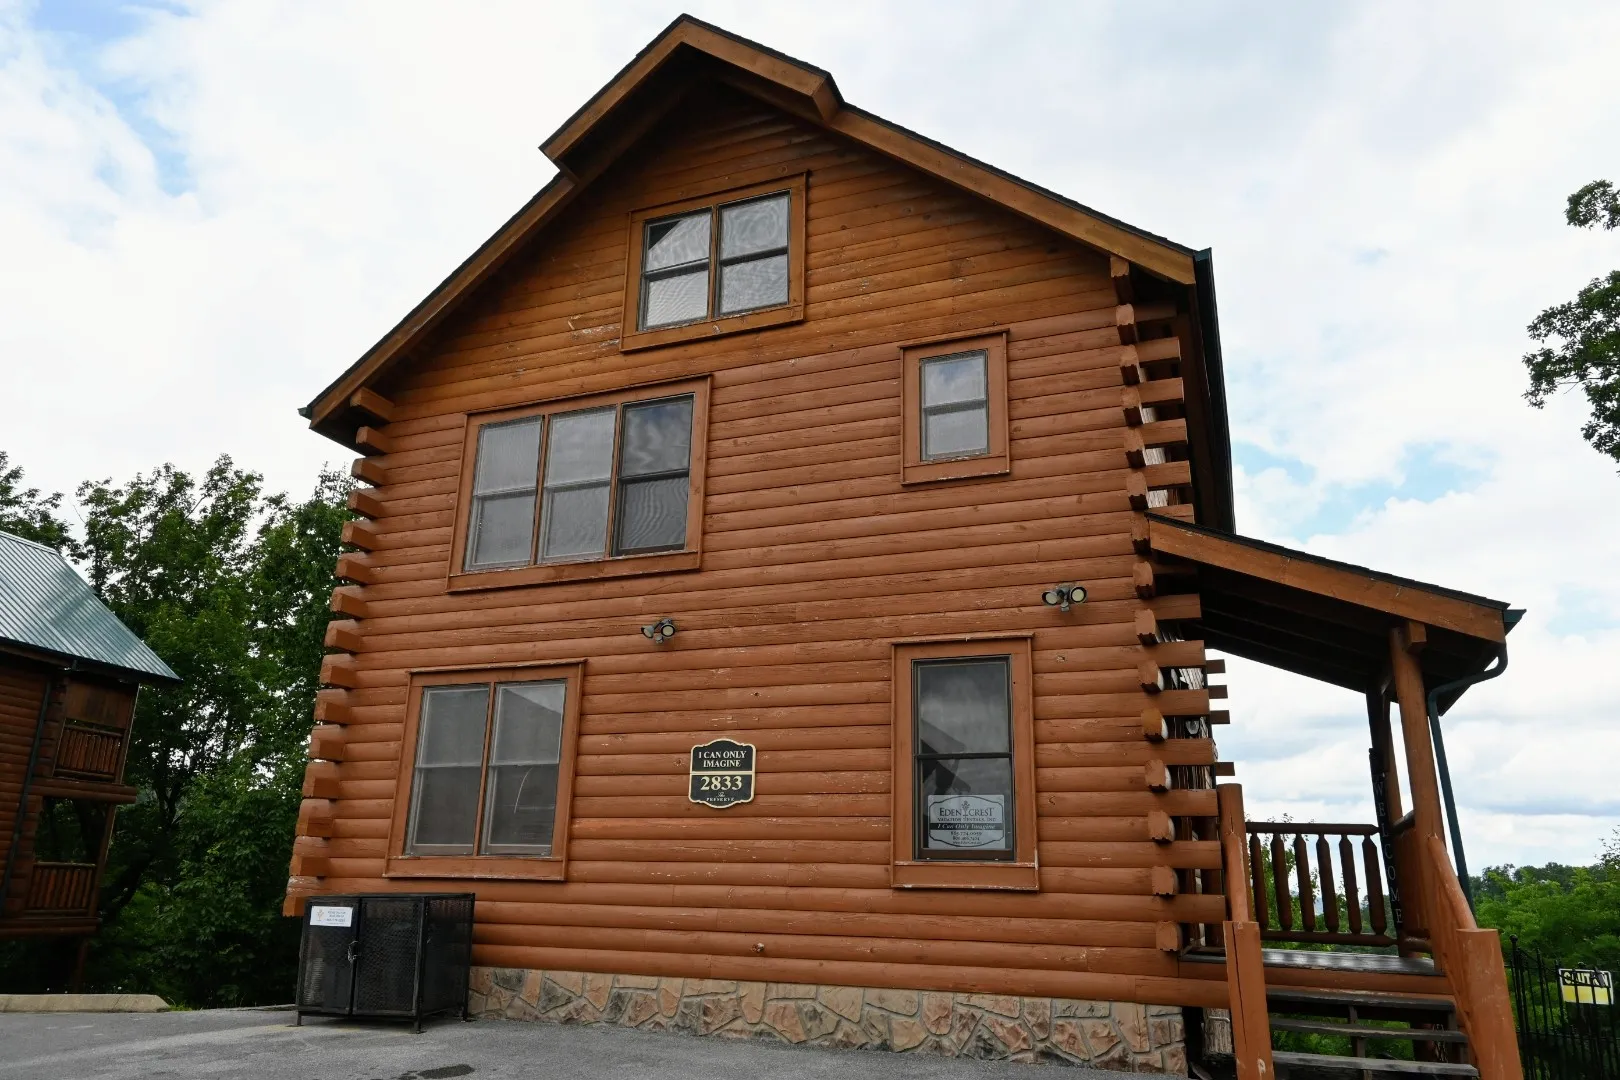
top-left (468, 967), bottom-right (1187, 1073)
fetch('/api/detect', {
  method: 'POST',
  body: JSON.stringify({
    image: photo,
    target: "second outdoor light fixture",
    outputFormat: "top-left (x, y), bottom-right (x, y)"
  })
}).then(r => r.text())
top-left (641, 618), bottom-right (678, 644)
top-left (1041, 583), bottom-right (1088, 612)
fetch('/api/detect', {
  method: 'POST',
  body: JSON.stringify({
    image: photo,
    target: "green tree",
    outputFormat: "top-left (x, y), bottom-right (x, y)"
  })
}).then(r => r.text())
top-left (0, 458), bottom-right (350, 1005)
top-left (0, 450), bottom-right (79, 555)
top-left (1473, 837), bottom-right (1620, 972)
top-left (1523, 180), bottom-right (1620, 466)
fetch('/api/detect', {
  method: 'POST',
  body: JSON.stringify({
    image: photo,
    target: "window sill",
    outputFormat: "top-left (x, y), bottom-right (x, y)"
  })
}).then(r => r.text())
top-left (900, 452), bottom-right (1011, 486)
top-left (447, 549), bottom-right (700, 592)
top-left (890, 861), bottom-right (1039, 891)
top-left (386, 855), bottom-right (566, 881)
top-left (619, 303), bottom-right (803, 353)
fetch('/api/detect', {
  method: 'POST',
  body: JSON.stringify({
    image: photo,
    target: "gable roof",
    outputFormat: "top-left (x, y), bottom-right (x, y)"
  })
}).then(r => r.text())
top-left (304, 15), bottom-right (1218, 451)
top-left (0, 531), bottom-right (178, 684)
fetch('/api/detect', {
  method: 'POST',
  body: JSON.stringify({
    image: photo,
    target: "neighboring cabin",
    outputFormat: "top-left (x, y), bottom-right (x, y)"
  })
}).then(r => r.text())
top-left (290, 17), bottom-right (1523, 1077)
top-left (0, 530), bottom-right (176, 980)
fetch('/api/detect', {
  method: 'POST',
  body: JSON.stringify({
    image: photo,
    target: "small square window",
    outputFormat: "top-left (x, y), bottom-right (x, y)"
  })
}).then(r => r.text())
top-left (901, 333), bottom-right (1010, 484)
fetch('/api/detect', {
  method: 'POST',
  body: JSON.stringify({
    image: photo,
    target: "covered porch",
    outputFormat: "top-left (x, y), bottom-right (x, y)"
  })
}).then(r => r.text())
top-left (1140, 514), bottom-right (1524, 1079)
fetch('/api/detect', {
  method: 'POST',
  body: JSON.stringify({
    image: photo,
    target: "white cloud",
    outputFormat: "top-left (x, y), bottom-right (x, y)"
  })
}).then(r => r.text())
top-left (2, 0), bottom-right (1617, 867)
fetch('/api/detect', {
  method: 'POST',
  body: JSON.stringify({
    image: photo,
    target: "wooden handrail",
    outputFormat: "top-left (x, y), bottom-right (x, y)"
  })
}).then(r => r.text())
top-left (1423, 836), bottom-right (1522, 1080)
top-left (1216, 784), bottom-right (1274, 1080)
top-left (1217, 785), bottom-right (1251, 922)
top-left (1246, 821), bottom-right (1379, 836)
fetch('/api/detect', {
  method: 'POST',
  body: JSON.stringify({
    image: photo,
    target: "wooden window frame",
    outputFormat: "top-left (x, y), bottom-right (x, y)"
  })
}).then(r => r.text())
top-left (619, 174), bottom-right (807, 353)
top-left (446, 377), bottom-right (710, 592)
top-left (900, 332), bottom-right (1011, 484)
top-left (889, 635), bottom-right (1038, 890)
top-left (386, 662), bottom-right (584, 881)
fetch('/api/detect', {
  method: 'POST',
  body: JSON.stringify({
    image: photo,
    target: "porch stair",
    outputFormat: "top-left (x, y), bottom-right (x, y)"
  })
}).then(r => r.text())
top-left (1266, 986), bottom-right (1476, 1078)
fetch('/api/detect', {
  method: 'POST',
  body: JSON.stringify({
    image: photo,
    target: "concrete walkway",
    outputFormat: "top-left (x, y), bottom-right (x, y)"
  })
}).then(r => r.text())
top-left (0, 1008), bottom-right (1146, 1079)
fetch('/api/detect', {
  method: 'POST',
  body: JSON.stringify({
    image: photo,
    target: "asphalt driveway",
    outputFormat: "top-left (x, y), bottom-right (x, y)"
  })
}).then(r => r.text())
top-left (0, 1008), bottom-right (1140, 1079)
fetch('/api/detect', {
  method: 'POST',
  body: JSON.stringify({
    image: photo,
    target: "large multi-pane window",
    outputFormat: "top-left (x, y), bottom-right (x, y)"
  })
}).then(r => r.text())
top-left (461, 390), bottom-right (699, 574)
top-left (622, 177), bottom-right (805, 350)
top-left (395, 665), bottom-right (581, 875)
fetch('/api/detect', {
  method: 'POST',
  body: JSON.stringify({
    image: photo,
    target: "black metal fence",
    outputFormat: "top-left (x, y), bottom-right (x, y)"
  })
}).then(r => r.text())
top-left (1508, 937), bottom-right (1619, 1079)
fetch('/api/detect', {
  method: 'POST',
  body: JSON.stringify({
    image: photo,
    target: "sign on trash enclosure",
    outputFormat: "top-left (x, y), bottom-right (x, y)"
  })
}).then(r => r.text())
top-left (926, 793), bottom-right (1006, 849)
top-left (308, 905), bottom-right (353, 928)
top-left (688, 738), bottom-right (756, 808)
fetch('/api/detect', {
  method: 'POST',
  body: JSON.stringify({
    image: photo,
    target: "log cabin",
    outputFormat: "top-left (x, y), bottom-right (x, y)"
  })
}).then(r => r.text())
top-left (291, 16), bottom-right (1525, 1077)
top-left (0, 530), bottom-right (176, 979)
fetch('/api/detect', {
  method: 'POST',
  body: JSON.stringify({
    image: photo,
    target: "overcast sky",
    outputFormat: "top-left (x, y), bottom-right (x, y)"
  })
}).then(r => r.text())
top-left (4, 1), bottom-right (1617, 869)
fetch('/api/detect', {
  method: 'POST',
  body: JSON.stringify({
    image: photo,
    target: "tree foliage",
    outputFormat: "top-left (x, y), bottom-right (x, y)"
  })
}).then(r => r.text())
top-left (1473, 833), bottom-right (1620, 973)
top-left (0, 451), bottom-right (79, 556)
top-left (1523, 180), bottom-right (1620, 466)
top-left (0, 454), bottom-right (349, 1006)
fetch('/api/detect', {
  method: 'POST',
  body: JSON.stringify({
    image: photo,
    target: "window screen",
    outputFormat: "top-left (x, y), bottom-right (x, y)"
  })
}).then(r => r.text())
top-left (640, 211), bottom-right (711, 330)
top-left (919, 351), bottom-right (990, 461)
top-left (613, 397), bottom-right (694, 555)
top-left (913, 657), bottom-right (1014, 859)
top-left (465, 417), bottom-right (542, 570)
top-left (406, 685), bottom-right (491, 854)
top-left (481, 681), bottom-right (566, 854)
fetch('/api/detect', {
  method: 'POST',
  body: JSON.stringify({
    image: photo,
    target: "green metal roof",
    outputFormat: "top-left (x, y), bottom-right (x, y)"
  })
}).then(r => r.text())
top-left (0, 530), bottom-right (178, 684)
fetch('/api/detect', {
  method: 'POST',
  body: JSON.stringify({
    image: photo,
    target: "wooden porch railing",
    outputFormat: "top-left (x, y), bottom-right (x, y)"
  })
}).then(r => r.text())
top-left (1247, 821), bottom-right (1395, 947)
top-left (1425, 835), bottom-right (1523, 1080)
top-left (1218, 785), bottom-right (1275, 1080)
top-left (53, 722), bottom-right (124, 782)
top-left (23, 861), bottom-right (98, 916)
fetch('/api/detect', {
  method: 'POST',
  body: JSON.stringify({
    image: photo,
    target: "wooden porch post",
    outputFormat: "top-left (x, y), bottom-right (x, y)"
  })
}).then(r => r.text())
top-left (1366, 688), bottom-right (1404, 824)
top-left (1388, 623), bottom-right (1444, 846)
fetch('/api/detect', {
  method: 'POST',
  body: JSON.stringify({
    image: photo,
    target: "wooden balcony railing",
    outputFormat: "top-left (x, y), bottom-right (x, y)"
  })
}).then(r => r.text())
top-left (1246, 821), bottom-right (1395, 947)
top-left (23, 862), bottom-right (98, 917)
top-left (53, 722), bottom-right (124, 782)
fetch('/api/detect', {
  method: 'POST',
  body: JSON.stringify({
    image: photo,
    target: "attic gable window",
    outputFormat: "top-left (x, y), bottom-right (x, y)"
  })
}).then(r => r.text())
top-left (449, 378), bottom-right (711, 591)
top-left (622, 174), bottom-right (806, 351)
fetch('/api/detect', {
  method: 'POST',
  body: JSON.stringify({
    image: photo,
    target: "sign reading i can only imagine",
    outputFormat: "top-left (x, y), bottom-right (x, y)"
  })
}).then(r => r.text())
top-left (688, 739), bottom-right (756, 808)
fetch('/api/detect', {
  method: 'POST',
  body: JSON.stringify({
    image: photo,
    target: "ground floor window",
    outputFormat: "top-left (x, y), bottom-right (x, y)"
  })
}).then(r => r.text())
top-left (387, 662), bottom-right (582, 881)
top-left (889, 637), bottom-right (1037, 889)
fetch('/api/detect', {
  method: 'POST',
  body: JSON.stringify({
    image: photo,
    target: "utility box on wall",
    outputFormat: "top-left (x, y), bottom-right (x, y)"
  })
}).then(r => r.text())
top-left (295, 893), bottom-right (474, 1031)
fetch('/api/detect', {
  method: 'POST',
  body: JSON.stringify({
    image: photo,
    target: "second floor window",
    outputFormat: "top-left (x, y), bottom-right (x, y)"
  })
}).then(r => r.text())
top-left (640, 190), bottom-right (791, 330)
top-left (464, 391), bottom-right (696, 572)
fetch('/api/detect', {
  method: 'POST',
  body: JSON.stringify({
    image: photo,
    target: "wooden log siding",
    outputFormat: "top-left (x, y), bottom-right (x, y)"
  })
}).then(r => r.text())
top-left (0, 665), bottom-right (51, 913)
top-left (292, 85), bottom-right (1227, 1007)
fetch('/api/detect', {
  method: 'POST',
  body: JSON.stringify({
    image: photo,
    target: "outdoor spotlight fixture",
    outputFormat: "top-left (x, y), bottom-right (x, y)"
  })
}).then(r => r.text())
top-left (641, 617), bottom-right (677, 644)
top-left (1041, 583), bottom-right (1088, 612)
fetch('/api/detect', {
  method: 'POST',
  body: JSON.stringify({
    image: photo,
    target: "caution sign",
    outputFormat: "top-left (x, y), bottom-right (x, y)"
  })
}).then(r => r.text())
top-left (1560, 968), bottom-right (1613, 1005)
top-left (688, 738), bottom-right (756, 808)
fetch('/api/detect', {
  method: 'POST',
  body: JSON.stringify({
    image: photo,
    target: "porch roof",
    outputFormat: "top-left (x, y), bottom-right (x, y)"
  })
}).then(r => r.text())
top-left (1143, 515), bottom-right (1516, 709)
